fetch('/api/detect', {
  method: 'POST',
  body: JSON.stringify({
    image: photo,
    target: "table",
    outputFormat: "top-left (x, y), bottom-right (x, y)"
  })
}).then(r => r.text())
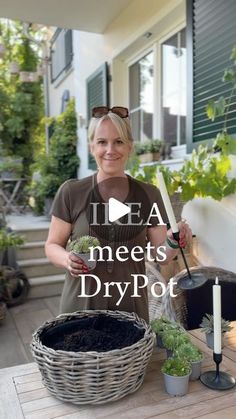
top-left (0, 178), bottom-right (25, 213)
top-left (1, 323), bottom-right (236, 419)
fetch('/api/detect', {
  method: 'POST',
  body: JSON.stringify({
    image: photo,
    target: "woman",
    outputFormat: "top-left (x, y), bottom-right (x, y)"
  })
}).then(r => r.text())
top-left (45, 106), bottom-right (191, 322)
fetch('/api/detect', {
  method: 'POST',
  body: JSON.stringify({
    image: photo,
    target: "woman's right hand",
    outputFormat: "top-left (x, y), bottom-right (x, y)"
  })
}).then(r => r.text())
top-left (67, 252), bottom-right (89, 277)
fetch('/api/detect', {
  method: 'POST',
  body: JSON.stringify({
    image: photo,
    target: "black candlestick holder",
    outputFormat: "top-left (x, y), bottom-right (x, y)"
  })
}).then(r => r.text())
top-left (200, 352), bottom-right (235, 390)
top-left (172, 231), bottom-right (208, 290)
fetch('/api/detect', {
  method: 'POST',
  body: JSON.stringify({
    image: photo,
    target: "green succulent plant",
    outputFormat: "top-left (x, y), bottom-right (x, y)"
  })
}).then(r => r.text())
top-left (161, 357), bottom-right (191, 377)
top-left (69, 235), bottom-right (100, 254)
top-left (162, 329), bottom-right (190, 351)
top-left (174, 342), bottom-right (203, 362)
top-left (200, 313), bottom-right (232, 334)
top-left (150, 316), bottom-right (183, 336)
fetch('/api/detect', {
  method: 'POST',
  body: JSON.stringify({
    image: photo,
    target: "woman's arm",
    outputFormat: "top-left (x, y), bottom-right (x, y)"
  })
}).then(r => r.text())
top-left (45, 215), bottom-right (89, 277)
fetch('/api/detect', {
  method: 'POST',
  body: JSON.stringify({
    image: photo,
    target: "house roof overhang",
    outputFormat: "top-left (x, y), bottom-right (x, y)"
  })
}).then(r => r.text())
top-left (0, 0), bottom-right (133, 33)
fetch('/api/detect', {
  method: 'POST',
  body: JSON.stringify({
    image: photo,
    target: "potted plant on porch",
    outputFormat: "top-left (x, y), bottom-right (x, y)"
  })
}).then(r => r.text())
top-left (162, 328), bottom-right (190, 358)
top-left (0, 225), bottom-right (25, 266)
top-left (150, 316), bottom-right (184, 348)
top-left (200, 313), bottom-right (232, 350)
top-left (174, 342), bottom-right (203, 381)
top-left (161, 357), bottom-right (191, 396)
top-left (135, 139), bottom-right (163, 163)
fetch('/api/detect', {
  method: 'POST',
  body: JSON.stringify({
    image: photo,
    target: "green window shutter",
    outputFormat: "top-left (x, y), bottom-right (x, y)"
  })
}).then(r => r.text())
top-left (50, 29), bottom-right (73, 82)
top-left (187, 0), bottom-right (236, 152)
top-left (86, 62), bottom-right (109, 170)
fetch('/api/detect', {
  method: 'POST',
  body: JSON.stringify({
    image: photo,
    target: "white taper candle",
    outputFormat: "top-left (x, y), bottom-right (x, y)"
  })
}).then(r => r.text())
top-left (156, 171), bottom-right (179, 233)
top-left (213, 277), bottom-right (222, 354)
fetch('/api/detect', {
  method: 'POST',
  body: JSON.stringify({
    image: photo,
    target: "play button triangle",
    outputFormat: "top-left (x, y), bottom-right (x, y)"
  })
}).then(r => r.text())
top-left (108, 197), bottom-right (131, 223)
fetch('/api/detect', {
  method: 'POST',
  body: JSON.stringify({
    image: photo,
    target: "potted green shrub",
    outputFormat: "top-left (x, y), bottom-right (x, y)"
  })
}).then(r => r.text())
top-left (135, 141), bottom-right (152, 163)
top-left (162, 329), bottom-right (190, 358)
top-left (150, 139), bottom-right (163, 161)
top-left (0, 266), bottom-right (29, 314)
top-left (0, 227), bottom-right (25, 266)
top-left (150, 316), bottom-right (184, 348)
top-left (174, 342), bottom-right (203, 381)
top-left (161, 357), bottom-right (191, 396)
top-left (135, 140), bottom-right (163, 163)
top-left (200, 313), bottom-right (232, 350)
top-left (69, 235), bottom-right (100, 270)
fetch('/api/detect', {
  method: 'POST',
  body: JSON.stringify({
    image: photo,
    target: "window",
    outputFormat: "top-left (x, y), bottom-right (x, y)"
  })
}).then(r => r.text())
top-left (128, 29), bottom-right (186, 151)
top-left (50, 29), bottom-right (73, 82)
top-left (129, 51), bottom-right (154, 142)
top-left (161, 29), bottom-right (186, 147)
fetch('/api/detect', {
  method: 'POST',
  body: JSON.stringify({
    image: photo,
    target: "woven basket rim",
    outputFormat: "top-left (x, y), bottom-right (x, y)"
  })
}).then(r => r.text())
top-left (31, 309), bottom-right (154, 357)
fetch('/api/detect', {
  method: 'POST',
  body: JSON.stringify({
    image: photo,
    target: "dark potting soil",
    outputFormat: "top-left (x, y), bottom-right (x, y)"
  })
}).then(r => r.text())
top-left (41, 314), bottom-right (145, 352)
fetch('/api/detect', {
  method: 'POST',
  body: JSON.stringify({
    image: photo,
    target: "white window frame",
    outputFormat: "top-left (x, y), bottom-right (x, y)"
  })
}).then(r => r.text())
top-left (126, 23), bottom-right (186, 155)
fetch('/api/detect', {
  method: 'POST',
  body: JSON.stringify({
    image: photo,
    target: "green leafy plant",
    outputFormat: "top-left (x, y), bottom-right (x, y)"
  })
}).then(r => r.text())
top-left (161, 357), bottom-right (191, 377)
top-left (29, 99), bottom-right (80, 214)
top-left (174, 342), bottom-right (203, 362)
top-left (200, 313), bottom-right (232, 334)
top-left (157, 147), bottom-right (236, 202)
top-left (150, 139), bottom-right (163, 153)
top-left (134, 139), bottom-right (163, 156)
top-left (0, 21), bottom-right (44, 178)
top-left (129, 159), bottom-right (159, 184)
top-left (139, 44), bottom-right (236, 202)
top-left (150, 316), bottom-right (183, 336)
top-left (0, 228), bottom-right (25, 251)
top-left (135, 141), bottom-right (150, 156)
top-left (162, 329), bottom-right (190, 351)
top-left (69, 235), bottom-right (100, 254)
top-left (206, 44), bottom-right (236, 156)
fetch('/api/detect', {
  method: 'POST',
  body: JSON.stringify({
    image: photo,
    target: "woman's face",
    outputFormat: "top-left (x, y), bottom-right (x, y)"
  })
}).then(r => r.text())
top-left (90, 119), bottom-right (132, 178)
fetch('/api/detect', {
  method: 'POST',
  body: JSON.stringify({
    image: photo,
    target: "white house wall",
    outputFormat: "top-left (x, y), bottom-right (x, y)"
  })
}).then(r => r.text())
top-left (183, 195), bottom-right (236, 273)
top-left (48, 69), bottom-right (75, 117)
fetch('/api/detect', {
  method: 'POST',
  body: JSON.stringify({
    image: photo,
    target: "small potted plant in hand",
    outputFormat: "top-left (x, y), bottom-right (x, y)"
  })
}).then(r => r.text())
top-left (162, 329), bottom-right (190, 358)
top-left (150, 316), bottom-right (184, 348)
top-left (69, 235), bottom-right (100, 270)
top-left (200, 313), bottom-right (232, 350)
top-left (174, 342), bottom-right (203, 381)
top-left (161, 357), bottom-right (191, 396)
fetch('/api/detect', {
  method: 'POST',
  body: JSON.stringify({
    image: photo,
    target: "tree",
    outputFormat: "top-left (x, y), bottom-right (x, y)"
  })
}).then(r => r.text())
top-left (0, 19), bottom-right (44, 177)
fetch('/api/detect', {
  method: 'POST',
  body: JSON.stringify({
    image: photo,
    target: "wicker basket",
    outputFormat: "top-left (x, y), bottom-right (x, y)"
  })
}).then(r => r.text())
top-left (31, 310), bottom-right (155, 405)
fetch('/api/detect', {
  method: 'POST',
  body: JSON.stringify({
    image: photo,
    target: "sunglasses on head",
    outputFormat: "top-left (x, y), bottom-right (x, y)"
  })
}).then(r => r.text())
top-left (92, 106), bottom-right (129, 118)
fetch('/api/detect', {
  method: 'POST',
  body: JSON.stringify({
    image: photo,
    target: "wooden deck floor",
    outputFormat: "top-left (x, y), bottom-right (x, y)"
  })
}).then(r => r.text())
top-left (0, 296), bottom-right (60, 369)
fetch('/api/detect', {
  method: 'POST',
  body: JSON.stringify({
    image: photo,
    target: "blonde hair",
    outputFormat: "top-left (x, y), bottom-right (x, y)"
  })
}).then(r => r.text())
top-left (88, 113), bottom-right (134, 145)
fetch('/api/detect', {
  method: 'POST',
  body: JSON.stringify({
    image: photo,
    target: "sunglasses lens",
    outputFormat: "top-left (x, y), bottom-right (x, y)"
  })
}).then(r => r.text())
top-left (92, 107), bottom-right (109, 118)
top-left (112, 107), bottom-right (129, 118)
top-left (92, 106), bottom-right (129, 118)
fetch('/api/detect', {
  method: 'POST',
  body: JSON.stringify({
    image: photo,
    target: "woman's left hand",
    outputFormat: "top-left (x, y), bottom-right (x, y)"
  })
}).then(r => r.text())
top-left (168, 220), bottom-right (192, 248)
